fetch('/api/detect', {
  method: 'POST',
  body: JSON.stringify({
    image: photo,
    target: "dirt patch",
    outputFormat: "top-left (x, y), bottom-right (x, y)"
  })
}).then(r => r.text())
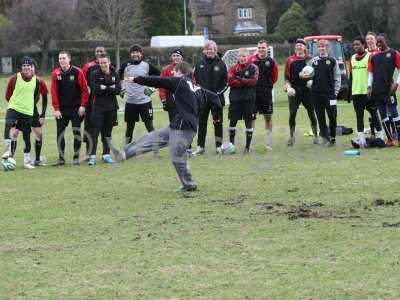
top-left (255, 202), bottom-right (361, 220)
top-left (382, 222), bottom-right (400, 228)
top-left (373, 199), bottom-right (400, 206)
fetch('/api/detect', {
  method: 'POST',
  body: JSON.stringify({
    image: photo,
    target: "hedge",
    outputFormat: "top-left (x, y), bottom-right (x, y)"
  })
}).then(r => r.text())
top-left (10, 41), bottom-right (291, 74)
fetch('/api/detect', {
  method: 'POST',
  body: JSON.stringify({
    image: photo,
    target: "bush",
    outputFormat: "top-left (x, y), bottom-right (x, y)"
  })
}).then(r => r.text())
top-left (275, 2), bottom-right (312, 43)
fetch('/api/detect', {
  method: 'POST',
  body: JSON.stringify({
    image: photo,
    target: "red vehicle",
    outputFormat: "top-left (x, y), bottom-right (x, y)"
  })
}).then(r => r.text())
top-left (304, 35), bottom-right (349, 99)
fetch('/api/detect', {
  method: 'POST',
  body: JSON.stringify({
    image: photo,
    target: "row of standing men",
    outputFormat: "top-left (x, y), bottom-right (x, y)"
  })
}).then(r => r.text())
top-left (3, 33), bottom-right (400, 170)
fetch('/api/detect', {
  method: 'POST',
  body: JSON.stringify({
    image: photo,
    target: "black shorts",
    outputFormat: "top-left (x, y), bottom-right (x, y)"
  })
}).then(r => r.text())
top-left (56, 110), bottom-right (83, 132)
top-left (91, 109), bottom-right (118, 130)
top-left (125, 102), bottom-right (153, 123)
top-left (255, 90), bottom-right (273, 115)
top-left (373, 92), bottom-right (397, 107)
top-left (31, 108), bottom-right (42, 128)
top-left (5, 109), bottom-right (32, 133)
top-left (228, 101), bottom-right (255, 122)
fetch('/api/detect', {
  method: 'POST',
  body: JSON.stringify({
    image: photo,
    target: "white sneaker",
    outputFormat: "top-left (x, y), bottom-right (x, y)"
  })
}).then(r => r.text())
top-left (192, 146), bottom-right (205, 156)
top-left (24, 162), bottom-right (35, 169)
top-left (216, 146), bottom-right (223, 155)
top-left (2, 151), bottom-right (11, 159)
top-left (24, 153), bottom-right (35, 169)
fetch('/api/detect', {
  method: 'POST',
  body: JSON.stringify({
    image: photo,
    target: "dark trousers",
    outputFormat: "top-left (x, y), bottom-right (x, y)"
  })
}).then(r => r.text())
top-left (84, 104), bottom-right (107, 154)
top-left (56, 111), bottom-right (82, 160)
top-left (197, 103), bottom-right (223, 148)
top-left (288, 90), bottom-right (317, 135)
top-left (352, 94), bottom-right (382, 133)
top-left (312, 93), bottom-right (337, 139)
top-left (90, 110), bottom-right (117, 156)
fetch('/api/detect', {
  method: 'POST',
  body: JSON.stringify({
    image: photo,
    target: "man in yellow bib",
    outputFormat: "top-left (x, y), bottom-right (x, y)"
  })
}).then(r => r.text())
top-left (349, 36), bottom-right (384, 147)
top-left (2, 57), bottom-right (39, 169)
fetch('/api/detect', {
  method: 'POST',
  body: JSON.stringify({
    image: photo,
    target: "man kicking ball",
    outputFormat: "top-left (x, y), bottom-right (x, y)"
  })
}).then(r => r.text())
top-left (109, 62), bottom-right (222, 192)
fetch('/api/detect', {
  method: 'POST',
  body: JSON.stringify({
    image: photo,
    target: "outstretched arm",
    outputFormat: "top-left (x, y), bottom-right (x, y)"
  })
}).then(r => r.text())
top-left (133, 76), bottom-right (177, 91)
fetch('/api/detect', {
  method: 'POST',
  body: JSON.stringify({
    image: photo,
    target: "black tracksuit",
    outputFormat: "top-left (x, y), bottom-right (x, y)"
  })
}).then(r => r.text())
top-left (284, 55), bottom-right (317, 135)
top-left (89, 69), bottom-right (121, 156)
top-left (51, 66), bottom-right (89, 160)
top-left (134, 76), bottom-right (200, 131)
top-left (124, 76), bottom-right (221, 189)
top-left (194, 55), bottom-right (227, 148)
top-left (310, 56), bottom-right (341, 140)
top-left (368, 48), bottom-right (400, 140)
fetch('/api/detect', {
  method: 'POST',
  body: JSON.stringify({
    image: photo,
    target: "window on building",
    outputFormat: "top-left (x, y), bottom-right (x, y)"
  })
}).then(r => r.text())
top-left (238, 8), bottom-right (252, 20)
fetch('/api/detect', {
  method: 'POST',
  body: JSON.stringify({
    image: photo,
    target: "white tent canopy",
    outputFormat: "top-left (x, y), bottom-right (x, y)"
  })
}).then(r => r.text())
top-left (150, 35), bottom-right (206, 48)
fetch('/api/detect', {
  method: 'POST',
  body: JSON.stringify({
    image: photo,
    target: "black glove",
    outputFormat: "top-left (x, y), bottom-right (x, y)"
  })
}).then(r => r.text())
top-left (162, 101), bottom-right (168, 111)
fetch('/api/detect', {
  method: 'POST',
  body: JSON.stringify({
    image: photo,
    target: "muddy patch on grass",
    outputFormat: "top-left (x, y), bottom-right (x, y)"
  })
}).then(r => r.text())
top-left (254, 202), bottom-right (361, 220)
top-left (382, 222), bottom-right (400, 228)
top-left (373, 199), bottom-right (400, 206)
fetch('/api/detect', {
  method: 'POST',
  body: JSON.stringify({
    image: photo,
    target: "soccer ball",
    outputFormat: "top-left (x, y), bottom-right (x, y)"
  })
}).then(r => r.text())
top-left (144, 87), bottom-right (155, 96)
top-left (287, 87), bottom-right (296, 97)
top-left (221, 142), bottom-right (236, 155)
top-left (2, 157), bottom-right (16, 171)
top-left (299, 66), bottom-right (315, 79)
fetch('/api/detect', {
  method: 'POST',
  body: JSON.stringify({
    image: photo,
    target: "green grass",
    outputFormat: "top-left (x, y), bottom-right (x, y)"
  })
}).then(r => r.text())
top-left (2, 73), bottom-right (400, 299)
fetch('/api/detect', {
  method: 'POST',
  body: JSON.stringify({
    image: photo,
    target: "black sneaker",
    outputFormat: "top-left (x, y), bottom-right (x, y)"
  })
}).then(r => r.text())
top-left (52, 159), bottom-right (65, 166)
top-left (177, 185), bottom-right (197, 192)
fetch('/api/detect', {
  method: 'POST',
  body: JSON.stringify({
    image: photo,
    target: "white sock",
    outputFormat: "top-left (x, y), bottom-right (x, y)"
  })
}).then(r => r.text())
top-left (376, 130), bottom-right (384, 140)
top-left (4, 139), bottom-right (11, 152)
top-left (23, 153), bottom-right (31, 164)
top-left (357, 132), bottom-right (366, 145)
top-left (266, 129), bottom-right (273, 147)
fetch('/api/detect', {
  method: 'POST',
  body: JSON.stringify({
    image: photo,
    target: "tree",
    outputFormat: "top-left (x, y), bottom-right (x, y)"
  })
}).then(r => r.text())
top-left (316, 0), bottom-right (397, 40)
top-left (296, 0), bottom-right (327, 33)
top-left (262, 0), bottom-right (292, 34)
top-left (142, 0), bottom-right (193, 37)
top-left (275, 2), bottom-right (311, 42)
top-left (0, 0), bottom-right (13, 14)
top-left (5, 0), bottom-right (81, 73)
top-left (81, 0), bottom-right (141, 69)
top-left (0, 14), bottom-right (11, 51)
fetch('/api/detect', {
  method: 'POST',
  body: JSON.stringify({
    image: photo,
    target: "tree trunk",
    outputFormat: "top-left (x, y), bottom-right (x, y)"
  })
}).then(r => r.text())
top-left (115, 40), bottom-right (120, 70)
top-left (40, 41), bottom-right (49, 75)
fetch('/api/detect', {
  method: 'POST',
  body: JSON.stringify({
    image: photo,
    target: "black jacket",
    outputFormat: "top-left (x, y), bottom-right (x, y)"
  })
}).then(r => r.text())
top-left (90, 69), bottom-right (121, 112)
top-left (310, 56), bottom-right (341, 99)
top-left (133, 76), bottom-right (221, 131)
top-left (194, 55), bottom-right (227, 105)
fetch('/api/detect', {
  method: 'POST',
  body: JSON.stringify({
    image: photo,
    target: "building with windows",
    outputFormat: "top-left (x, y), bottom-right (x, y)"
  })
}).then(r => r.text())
top-left (192, 0), bottom-right (266, 37)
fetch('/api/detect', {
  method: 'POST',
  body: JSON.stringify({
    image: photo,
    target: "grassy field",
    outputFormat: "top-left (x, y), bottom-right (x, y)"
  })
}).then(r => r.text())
top-left (2, 74), bottom-right (400, 299)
